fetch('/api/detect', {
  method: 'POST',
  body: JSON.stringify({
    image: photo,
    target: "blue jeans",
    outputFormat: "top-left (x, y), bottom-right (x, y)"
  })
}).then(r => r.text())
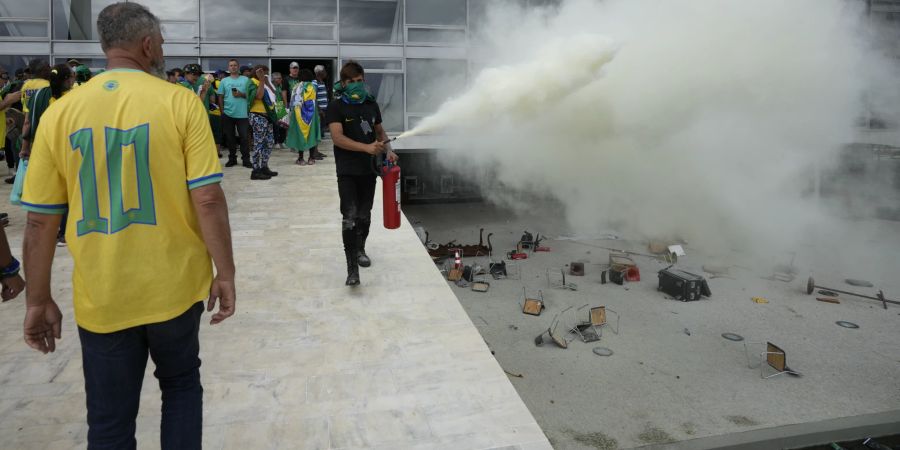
top-left (78, 302), bottom-right (204, 450)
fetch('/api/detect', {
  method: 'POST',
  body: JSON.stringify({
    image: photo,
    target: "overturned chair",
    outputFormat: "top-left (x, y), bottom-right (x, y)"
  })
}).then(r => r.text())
top-left (569, 305), bottom-right (620, 343)
top-left (744, 341), bottom-right (802, 379)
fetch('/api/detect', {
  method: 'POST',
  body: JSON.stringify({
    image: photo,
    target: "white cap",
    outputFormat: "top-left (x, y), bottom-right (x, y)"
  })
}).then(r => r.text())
top-left (314, 65), bottom-right (325, 73)
top-left (289, 61), bottom-right (299, 68)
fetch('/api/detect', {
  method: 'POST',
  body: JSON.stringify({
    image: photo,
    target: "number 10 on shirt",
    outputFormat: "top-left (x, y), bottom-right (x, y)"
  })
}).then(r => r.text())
top-left (70, 124), bottom-right (156, 236)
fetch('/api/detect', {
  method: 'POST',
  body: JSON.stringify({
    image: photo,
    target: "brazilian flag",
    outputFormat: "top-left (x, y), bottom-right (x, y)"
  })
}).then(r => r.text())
top-left (285, 81), bottom-right (321, 152)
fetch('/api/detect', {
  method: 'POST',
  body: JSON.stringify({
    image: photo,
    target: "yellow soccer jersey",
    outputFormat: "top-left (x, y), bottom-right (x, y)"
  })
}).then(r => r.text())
top-left (21, 78), bottom-right (49, 113)
top-left (22, 69), bottom-right (223, 333)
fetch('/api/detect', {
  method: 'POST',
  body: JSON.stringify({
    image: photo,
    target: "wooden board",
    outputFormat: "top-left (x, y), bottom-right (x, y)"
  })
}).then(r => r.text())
top-left (590, 307), bottom-right (607, 326)
top-left (523, 299), bottom-right (543, 316)
top-left (766, 342), bottom-right (786, 371)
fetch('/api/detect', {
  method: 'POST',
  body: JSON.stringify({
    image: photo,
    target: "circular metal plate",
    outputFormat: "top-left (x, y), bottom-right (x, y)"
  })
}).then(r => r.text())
top-left (836, 321), bottom-right (859, 329)
top-left (721, 333), bottom-right (744, 342)
top-left (845, 279), bottom-right (874, 288)
top-left (592, 347), bottom-right (614, 356)
top-left (818, 290), bottom-right (839, 297)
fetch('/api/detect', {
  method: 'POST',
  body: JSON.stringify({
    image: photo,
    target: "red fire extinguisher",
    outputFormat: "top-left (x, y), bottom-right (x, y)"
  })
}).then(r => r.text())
top-left (382, 159), bottom-right (401, 229)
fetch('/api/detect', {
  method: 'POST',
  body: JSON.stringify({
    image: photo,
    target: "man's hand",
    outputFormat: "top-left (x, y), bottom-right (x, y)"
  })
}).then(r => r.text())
top-left (1, 274), bottom-right (24, 302)
top-left (386, 151), bottom-right (399, 163)
top-left (207, 275), bottom-right (235, 325)
top-left (365, 141), bottom-right (385, 155)
top-left (24, 300), bottom-right (62, 354)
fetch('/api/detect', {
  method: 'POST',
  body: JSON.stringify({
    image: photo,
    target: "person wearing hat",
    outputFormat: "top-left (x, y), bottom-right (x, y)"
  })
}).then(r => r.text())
top-left (73, 65), bottom-right (92, 88)
top-left (240, 65), bottom-right (252, 78)
top-left (66, 59), bottom-right (81, 69)
top-left (181, 64), bottom-right (219, 156)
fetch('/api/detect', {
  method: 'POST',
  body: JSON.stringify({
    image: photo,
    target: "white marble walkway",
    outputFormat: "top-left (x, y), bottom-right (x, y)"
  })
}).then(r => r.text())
top-left (0, 142), bottom-right (551, 450)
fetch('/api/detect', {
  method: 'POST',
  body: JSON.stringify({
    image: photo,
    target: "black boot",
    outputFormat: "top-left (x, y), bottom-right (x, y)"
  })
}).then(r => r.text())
top-left (225, 158), bottom-right (238, 167)
top-left (262, 166), bottom-right (279, 177)
top-left (345, 250), bottom-right (360, 286)
top-left (356, 223), bottom-right (371, 268)
top-left (250, 169), bottom-right (271, 180)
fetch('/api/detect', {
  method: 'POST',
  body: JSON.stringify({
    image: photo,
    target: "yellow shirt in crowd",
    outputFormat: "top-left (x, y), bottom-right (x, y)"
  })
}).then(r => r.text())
top-left (250, 78), bottom-right (266, 114)
top-left (22, 69), bottom-right (223, 333)
top-left (20, 78), bottom-right (50, 113)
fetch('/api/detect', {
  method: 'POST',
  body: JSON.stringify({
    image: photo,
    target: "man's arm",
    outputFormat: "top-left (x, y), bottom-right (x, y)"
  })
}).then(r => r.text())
top-left (0, 90), bottom-right (21, 111)
top-left (23, 212), bottom-right (63, 353)
top-left (374, 123), bottom-right (398, 163)
top-left (329, 122), bottom-right (383, 155)
top-left (189, 183), bottom-right (236, 325)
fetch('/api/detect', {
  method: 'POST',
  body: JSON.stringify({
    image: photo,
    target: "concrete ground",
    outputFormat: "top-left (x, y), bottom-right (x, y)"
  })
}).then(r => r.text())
top-left (0, 142), bottom-right (551, 450)
top-left (404, 202), bottom-right (900, 450)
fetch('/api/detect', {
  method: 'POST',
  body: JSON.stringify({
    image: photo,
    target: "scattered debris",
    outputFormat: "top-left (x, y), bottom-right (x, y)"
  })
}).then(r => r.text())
top-left (816, 297), bottom-right (840, 304)
top-left (807, 276), bottom-right (897, 309)
top-left (534, 311), bottom-right (569, 349)
top-left (835, 320), bottom-right (859, 329)
top-left (751, 297), bottom-right (769, 304)
top-left (522, 288), bottom-right (545, 316)
top-left (768, 252), bottom-right (798, 282)
top-left (721, 333), bottom-right (744, 342)
top-left (658, 267), bottom-right (711, 301)
top-left (426, 228), bottom-right (493, 259)
top-left (508, 325), bottom-right (518, 330)
top-left (818, 289), bottom-right (839, 297)
top-left (846, 279), bottom-right (875, 288)
top-left (683, 328), bottom-right (691, 336)
top-left (592, 347), bottom-right (614, 356)
top-left (478, 316), bottom-right (489, 325)
top-left (504, 369), bottom-right (524, 378)
top-left (547, 268), bottom-right (578, 291)
top-left (744, 341), bottom-right (802, 378)
top-left (471, 278), bottom-right (490, 292)
top-left (569, 262), bottom-right (585, 276)
top-left (455, 278), bottom-right (469, 288)
top-left (489, 260), bottom-right (507, 279)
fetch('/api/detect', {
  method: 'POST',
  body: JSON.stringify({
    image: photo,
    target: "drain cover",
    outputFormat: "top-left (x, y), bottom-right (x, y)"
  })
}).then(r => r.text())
top-left (836, 320), bottom-right (859, 329)
top-left (721, 333), bottom-right (744, 342)
top-left (592, 347), bottom-right (614, 356)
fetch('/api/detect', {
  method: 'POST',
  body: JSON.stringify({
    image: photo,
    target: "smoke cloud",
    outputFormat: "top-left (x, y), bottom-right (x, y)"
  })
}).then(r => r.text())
top-left (405, 0), bottom-right (899, 259)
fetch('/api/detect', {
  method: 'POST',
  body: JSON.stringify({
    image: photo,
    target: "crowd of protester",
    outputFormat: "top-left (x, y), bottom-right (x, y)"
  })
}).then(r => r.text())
top-left (0, 3), bottom-right (400, 448)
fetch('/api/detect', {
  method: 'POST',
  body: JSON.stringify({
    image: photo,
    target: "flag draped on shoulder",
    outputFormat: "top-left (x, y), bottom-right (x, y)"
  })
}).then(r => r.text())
top-left (285, 81), bottom-right (321, 152)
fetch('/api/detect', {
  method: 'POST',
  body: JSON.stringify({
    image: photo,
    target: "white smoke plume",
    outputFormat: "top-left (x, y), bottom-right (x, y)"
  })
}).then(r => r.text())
top-left (402, 0), bottom-right (900, 258)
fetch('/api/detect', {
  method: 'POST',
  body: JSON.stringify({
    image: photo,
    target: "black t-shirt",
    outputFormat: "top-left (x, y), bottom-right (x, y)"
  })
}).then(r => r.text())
top-left (326, 99), bottom-right (382, 176)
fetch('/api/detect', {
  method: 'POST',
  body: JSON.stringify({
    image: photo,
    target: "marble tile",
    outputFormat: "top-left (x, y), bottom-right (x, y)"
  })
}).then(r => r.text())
top-left (0, 143), bottom-right (549, 449)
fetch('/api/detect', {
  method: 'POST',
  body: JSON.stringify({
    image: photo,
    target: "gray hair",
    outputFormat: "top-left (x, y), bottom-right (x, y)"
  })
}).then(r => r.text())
top-left (314, 65), bottom-right (326, 74)
top-left (97, 2), bottom-right (161, 52)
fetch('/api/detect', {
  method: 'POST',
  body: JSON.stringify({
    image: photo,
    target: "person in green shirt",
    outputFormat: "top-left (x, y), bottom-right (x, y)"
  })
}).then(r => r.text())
top-left (180, 64), bottom-right (213, 109)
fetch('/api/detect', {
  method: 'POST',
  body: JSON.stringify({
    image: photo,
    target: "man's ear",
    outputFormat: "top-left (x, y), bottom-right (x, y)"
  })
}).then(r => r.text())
top-left (142, 35), bottom-right (154, 59)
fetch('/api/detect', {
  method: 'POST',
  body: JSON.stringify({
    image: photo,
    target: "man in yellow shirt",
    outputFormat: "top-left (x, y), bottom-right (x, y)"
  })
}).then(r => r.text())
top-left (21, 3), bottom-right (236, 448)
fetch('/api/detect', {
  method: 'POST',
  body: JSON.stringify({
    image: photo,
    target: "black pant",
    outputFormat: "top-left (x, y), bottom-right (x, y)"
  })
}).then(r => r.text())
top-left (338, 174), bottom-right (377, 256)
top-left (274, 124), bottom-right (286, 145)
top-left (78, 302), bottom-right (203, 450)
top-left (4, 136), bottom-right (15, 170)
top-left (221, 114), bottom-right (250, 163)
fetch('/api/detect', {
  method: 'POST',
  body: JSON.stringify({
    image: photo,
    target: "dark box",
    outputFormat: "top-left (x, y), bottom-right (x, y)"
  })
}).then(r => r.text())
top-left (658, 268), bottom-right (711, 301)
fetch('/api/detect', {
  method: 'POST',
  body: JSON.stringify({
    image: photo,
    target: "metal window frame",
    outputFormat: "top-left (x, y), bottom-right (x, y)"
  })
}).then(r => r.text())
top-left (270, 21), bottom-right (338, 43)
top-left (0, 17), bottom-right (51, 40)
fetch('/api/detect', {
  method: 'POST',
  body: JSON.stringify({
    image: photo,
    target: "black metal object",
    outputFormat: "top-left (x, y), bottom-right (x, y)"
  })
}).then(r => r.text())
top-left (658, 268), bottom-right (711, 301)
top-left (806, 277), bottom-right (897, 309)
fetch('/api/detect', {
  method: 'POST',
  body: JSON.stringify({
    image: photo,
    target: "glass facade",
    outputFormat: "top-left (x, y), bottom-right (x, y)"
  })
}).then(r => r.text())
top-left (0, 0), bottom-right (473, 131)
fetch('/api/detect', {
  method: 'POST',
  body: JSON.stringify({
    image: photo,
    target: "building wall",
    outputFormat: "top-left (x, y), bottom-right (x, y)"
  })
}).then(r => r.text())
top-left (0, 0), bottom-right (473, 132)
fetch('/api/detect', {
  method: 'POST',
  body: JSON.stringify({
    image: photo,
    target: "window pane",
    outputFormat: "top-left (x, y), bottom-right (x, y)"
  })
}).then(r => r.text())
top-left (0, 55), bottom-right (47, 78)
top-left (365, 73), bottom-right (403, 131)
top-left (53, 0), bottom-right (118, 40)
top-left (200, 0), bottom-right (267, 41)
top-left (161, 22), bottom-right (198, 40)
top-left (339, 0), bottom-right (402, 44)
top-left (0, 1), bottom-right (49, 19)
top-left (129, 0), bottom-right (198, 21)
top-left (0, 21), bottom-right (48, 38)
top-left (272, 23), bottom-right (335, 41)
top-left (406, 0), bottom-right (465, 26)
top-left (271, 0), bottom-right (336, 23)
top-left (406, 59), bottom-right (466, 114)
top-left (342, 59), bottom-right (401, 70)
top-left (407, 28), bottom-right (465, 44)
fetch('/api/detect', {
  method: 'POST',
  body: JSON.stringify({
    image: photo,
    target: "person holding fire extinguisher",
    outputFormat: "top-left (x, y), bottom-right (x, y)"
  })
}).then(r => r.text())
top-left (327, 61), bottom-right (398, 286)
